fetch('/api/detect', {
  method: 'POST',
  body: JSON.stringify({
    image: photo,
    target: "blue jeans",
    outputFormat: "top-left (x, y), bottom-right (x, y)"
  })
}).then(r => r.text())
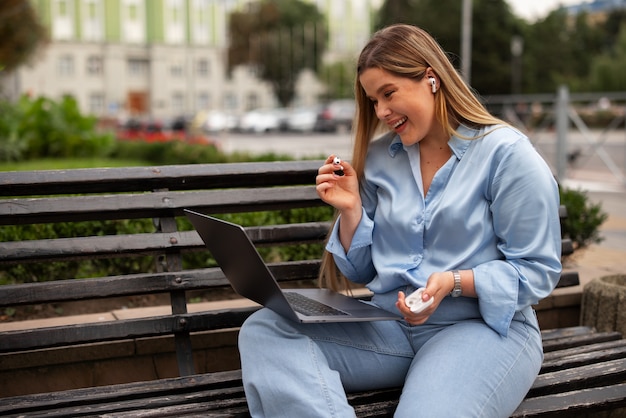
top-left (238, 288), bottom-right (543, 418)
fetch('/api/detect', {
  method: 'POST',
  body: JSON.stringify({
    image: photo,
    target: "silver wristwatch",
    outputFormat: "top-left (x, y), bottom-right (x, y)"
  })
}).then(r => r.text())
top-left (450, 270), bottom-right (462, 297)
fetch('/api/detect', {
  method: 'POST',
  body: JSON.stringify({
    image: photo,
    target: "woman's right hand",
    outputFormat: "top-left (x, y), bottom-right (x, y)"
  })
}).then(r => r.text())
top-left (316, 156), bottom-right (363, 251)
top-left (316, 155), bottom-right (361, 214)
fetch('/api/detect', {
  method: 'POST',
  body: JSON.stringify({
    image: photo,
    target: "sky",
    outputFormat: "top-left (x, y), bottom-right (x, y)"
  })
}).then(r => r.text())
top-left (506, 0), bottom-right (583, 21)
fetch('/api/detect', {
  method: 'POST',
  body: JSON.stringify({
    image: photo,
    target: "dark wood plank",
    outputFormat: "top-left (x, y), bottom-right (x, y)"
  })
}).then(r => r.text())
top-left (0, 186), bottom-right (324, 225)
top-left (0, 309), bottom-right (258, 352)
top-left (555, 271), bottom-right (580, 288)
top-left (541, 342), bottom-right (626, 372)
top-left (541, 326), bottom-right (594, 341)
top-left (0, 221), bottom-right (330, 264)
top-left (542, 331), bottom-right (624, 352)
top-left (544, 339), bottom-right (626, 362)
top-left (527, 358), bottom-right (626, 397)
top-left (512, 383), bottom-right (626, 417)
top-left (0, 161), bottom-right (323, 196)
top-left (0, 260), bottom-right (321, 306)
top-left (0, 371), bottom-right (243, 415)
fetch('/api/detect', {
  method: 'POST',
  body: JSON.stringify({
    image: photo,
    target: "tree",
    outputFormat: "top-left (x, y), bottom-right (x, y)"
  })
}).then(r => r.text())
top-left (590, 24), bottom-right (626, 91)
top-left (228, 0), bottom-right (327, 107)
top-left (524, 9), bottom-right (609, 93)
top-left (320, 60), bottom-right (355, 100)
top-left (0, 0), bottom-right (48, 72)
top-left (375, 0), bottom-right (524, 95)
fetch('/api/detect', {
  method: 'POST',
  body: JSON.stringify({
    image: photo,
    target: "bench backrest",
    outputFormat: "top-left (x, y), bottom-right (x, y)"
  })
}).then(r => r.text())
top-left (0, 161), bottom-right (575, 377)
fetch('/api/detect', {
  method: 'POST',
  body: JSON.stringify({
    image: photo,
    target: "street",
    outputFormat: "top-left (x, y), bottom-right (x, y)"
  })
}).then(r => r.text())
top-left (212, 129), bottom-right (626, 186)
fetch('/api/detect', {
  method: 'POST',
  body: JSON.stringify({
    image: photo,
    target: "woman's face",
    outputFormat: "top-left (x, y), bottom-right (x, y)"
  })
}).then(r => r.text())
top-left (359, 67), bottom-right (439, 146)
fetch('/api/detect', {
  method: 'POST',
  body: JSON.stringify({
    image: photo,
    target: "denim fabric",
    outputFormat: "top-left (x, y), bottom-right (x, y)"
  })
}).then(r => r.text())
top-left (239, 290), bottom-right (542, 417)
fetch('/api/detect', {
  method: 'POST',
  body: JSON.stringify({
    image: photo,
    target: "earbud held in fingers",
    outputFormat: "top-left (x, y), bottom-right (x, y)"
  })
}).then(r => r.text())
top-left (429, 77), bottom-right (437, 93)
top-left (332, 156), bottom-right (344, 176)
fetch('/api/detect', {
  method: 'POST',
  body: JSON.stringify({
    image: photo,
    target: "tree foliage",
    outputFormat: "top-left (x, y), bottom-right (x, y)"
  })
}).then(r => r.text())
top-left (0, 0), bottom-right (48, 72)
top-left (375, 0), bottom-right (626, 95)
top-left (227, 0), bottom-right (327, 106)
top-left (590, 23), bottom-right (626, 91)
top-left (0, 95), bottom-right (115, 162)
top-left (376, 0), bottom-right (523, 95)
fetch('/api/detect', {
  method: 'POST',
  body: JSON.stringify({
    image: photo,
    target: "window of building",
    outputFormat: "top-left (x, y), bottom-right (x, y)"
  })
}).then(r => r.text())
top-left (246, 93), bottom-right (259, 111)
top-left (127, 58), bottom-right (148, 77)
top-left (58, 0), bottom-right (68, 16)
top-left (223, 93), bottom-right (237, 111)
top-left (197, 92), bottom-right (210, 110)
top-left (170, 63), bottom-right (185, 77)
top-left (52, 0), bottom-right (74, 39)
top-left (128, 3), bottom-right (138, 20)
top-left (89, 93), bottom-right (105, 115)
top-left (58, 55), bottom-right (75, 76)
top-left (87, 56), bottom-right (103, 76)
top-left (82, 0), bottom-right (104, 41)
top-left (171, 92), bottom-right (185, 114)
top-left (196, 59), bottom-right (210, 77)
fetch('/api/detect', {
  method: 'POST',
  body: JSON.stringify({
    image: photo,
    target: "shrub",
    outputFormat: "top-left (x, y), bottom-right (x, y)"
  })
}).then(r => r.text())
top-left (0, 95), bottom-right (115, 161)
top-left (559, 187), bottom-right (608, 250)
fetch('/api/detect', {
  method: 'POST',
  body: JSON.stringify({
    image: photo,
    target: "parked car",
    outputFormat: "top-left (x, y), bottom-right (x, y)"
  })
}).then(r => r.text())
top-left (239, 108), bottom-right (287, 133)
top-left (286, 106), bottom-right (320, 133)
top-left (314, 99), bottom-right (356, 133)
top-left (197, 110), bottom-right (238, 133)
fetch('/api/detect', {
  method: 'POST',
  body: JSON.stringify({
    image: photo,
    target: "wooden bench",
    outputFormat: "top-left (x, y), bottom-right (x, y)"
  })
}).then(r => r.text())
top-left (1, 161), bottom-right (624, 417)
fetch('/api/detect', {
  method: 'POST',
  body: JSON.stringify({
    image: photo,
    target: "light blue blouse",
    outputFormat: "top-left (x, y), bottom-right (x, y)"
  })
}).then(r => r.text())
top-left (326, 125), bottom-right (562, 336)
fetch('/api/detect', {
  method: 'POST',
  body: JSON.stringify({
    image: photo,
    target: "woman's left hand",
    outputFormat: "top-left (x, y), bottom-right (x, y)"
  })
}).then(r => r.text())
top-left (395, 271), bottom-right (456, 325)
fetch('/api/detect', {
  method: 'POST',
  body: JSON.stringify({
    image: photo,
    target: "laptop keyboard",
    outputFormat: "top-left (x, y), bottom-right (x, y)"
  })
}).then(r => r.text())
top-left (284, 292), bottom-right (349, 317)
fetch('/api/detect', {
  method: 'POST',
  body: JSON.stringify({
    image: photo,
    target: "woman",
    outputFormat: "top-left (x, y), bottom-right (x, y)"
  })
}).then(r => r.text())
top-left (238, 24), bottom-right (562, 417)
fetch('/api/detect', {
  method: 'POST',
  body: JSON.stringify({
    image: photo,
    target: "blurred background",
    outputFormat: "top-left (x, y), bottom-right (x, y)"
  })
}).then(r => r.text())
top-left (0, 0), bottom-right (624, 181)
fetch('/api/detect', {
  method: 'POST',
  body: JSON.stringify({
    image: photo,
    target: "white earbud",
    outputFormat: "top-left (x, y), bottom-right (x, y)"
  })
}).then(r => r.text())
top-left (429, 77), bottom-right (437, 93)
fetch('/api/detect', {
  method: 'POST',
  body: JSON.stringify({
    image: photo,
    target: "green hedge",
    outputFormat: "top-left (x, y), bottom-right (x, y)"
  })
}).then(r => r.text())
top-left (0, 206), bottom-right (335, 285)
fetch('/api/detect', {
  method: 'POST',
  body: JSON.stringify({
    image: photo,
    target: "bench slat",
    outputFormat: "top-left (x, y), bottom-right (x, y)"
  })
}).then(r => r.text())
top-left (0, 161), bottom-right (323, 197)
top-left (0, 309), bottom-right (258, 352)
top-left (512, 383), bottom-right (626, 417)
top-left (0, 370), bottom-right (244, 415)
top-left (0, 186), bottom-right (324, 225)
top-left (541, 342), bottom-right (626, 372)
top-left (0, 260), bottom-right (322, 306)
top-left (528, 358), bottom-right (626, 397)
top-left (0, 222), bottom-right (330, 264)
top-left (542, 331), bottom-right (624, 352)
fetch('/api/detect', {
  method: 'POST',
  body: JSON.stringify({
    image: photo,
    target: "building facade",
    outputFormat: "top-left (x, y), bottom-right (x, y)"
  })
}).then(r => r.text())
top-left (2, 0), bottom-right (376, 122)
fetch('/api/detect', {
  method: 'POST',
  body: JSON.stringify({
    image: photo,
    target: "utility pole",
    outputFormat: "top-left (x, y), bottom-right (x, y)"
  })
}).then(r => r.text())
top-left (461, 0), bottom-right (472, 84)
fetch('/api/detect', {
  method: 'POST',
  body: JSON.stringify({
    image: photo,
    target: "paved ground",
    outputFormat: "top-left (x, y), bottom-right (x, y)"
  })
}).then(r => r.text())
top-left (559, 169), bottom-right (626, 295)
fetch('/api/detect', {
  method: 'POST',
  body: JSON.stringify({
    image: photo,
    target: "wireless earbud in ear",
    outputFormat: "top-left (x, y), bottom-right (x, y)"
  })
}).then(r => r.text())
top-left (429, 77), bottom-right (437, 94)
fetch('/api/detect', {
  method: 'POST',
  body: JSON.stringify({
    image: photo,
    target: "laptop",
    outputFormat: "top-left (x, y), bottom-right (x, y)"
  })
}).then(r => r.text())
top-left (185, 209), bottom-right (400, 323)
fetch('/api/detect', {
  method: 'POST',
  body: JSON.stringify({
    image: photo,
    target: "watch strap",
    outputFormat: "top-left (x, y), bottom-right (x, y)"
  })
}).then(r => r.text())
top-left (450, 270), bottom-right (462, 297)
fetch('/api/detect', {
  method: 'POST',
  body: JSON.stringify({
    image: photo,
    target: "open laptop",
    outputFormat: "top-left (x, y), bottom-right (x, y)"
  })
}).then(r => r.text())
top-left (185, 209), bottom-right (399, 323)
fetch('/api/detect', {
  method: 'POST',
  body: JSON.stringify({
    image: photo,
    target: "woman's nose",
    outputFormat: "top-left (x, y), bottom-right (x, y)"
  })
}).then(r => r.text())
top-left (375, 103), bottom-right (391, 120)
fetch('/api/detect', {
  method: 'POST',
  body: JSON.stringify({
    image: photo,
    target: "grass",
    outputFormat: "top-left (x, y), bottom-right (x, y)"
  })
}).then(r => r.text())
top-left (0, 158), bottom-right (150, 172)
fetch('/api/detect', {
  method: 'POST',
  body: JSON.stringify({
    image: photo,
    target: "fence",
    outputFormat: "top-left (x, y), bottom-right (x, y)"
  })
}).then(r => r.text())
top-left (483, 87), bottom-right (626, 186)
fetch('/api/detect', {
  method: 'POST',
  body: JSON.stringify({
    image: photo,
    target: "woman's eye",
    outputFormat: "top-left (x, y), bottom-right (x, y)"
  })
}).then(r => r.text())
top-left (384, 90), bottom-right (394, 98)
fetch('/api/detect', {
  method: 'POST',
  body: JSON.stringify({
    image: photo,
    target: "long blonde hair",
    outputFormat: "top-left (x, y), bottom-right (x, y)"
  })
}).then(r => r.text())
top-left (319, 24), bottom-right (507, 292)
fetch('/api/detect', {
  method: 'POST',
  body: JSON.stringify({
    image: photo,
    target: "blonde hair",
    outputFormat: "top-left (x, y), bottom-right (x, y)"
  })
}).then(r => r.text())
top-left (319, 24), bottom-right (507, 292)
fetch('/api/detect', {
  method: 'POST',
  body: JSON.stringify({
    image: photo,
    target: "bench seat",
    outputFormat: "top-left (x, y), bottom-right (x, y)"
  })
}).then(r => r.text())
top-left (2, 326), bottom-right (625, 417)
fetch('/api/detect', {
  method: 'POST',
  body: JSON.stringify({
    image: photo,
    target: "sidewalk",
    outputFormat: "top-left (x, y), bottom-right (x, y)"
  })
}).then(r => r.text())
top-left (559, 170), bottom-right (626, 294)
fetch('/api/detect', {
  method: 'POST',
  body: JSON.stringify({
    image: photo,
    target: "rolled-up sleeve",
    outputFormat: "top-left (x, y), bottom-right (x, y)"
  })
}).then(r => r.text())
top-left (325, 207), bottom-right (377, 284)
top-left (473, 139), bottom-right (562, 336)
